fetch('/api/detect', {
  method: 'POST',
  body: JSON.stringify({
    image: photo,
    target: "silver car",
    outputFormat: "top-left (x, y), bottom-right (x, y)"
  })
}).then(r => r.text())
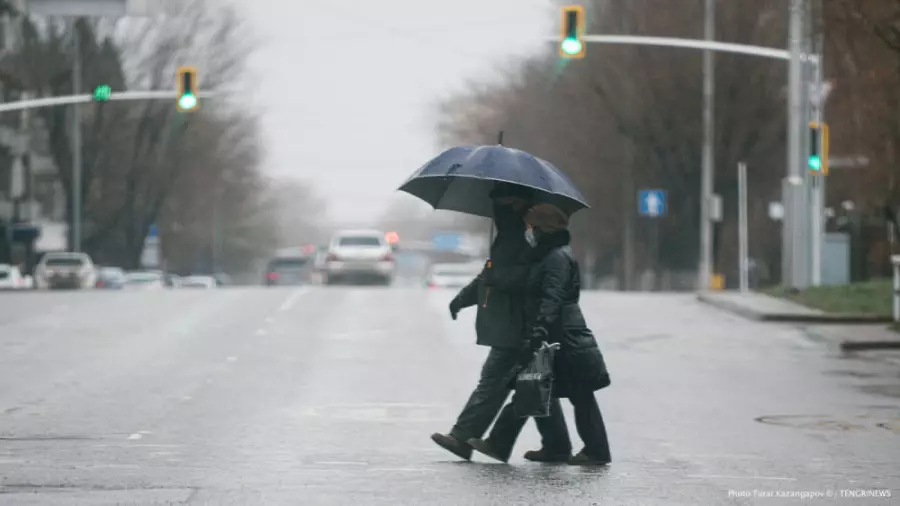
top-left (35, 252), bottom-right (97, 290)
top-left (321, 230), bottom-right (395, 286)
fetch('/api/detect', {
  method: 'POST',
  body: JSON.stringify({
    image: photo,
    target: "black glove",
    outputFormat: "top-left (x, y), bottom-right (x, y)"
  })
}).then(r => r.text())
top-left (529, 326), bottom-right (549, 350)
top-left (449, 297), bottom-right (463, 320)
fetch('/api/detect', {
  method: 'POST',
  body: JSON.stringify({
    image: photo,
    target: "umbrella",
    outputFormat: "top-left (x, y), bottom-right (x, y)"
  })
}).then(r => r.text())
top-left (398, 144), bottom-right (589, 219)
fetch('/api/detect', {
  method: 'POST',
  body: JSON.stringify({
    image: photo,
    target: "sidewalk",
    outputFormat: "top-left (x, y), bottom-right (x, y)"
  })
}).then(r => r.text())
top-left (698, 290), bottom-right (900, 351)
top-left (697, 290), bottom-right (894, 323)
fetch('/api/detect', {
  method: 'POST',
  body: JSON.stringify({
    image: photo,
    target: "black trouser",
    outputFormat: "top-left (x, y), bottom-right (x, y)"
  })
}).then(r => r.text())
top-left (449, 347), bottom-right (521, 442)
top-left (485, 388), bottom-right (611, 462)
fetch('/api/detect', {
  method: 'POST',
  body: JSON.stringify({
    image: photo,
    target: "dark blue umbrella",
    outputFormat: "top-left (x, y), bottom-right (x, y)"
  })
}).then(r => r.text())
top-left (398, 145), bottom-right (589, 218)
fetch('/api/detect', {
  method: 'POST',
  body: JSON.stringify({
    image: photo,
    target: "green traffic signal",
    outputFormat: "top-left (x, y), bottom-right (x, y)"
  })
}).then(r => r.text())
top-left (808, 155), bottom-right (822, 171)
top-left (93, 84), bottom-right (111, 102)
top-left (178, 93), bottom-right (197, 111)
top-left (561, 37), bottom-right (583, 55)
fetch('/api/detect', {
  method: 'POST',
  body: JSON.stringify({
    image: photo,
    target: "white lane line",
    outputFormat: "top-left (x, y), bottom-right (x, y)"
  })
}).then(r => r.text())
top-left (255, 328), bottom-right (268, 336)
top-left (278, 287), bottom-right (309, 312)
top-left (181, 396), bottom-right (193, 401)
top-left (127, 433), bottom-right (143, 440)
top-left (226, 356), bottom-right (238, 362)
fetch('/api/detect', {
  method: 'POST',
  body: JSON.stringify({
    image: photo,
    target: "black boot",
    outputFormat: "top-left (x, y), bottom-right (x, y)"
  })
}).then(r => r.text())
top-left (430, 433), bottom-right (472, 460)
top-left (523, 448), bottom-right (571, 463)
top-left (467, 438), bottom-right (509, 463)
top-left (567, 449), bottom-right (610, 466)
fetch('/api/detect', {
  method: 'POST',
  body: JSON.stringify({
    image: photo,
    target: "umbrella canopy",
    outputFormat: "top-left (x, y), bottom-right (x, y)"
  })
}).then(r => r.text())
top-left (398, 145), bottom-right (589, 219)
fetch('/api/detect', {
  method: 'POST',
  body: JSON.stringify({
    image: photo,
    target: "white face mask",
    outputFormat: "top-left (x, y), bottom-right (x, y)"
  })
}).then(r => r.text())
top-left (524, 228), bottom-right (537, 247)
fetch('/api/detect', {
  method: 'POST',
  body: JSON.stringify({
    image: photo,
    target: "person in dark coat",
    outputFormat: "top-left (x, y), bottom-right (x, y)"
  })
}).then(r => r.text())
top-left (430, 182), bottom-right (535, 460)
top-left (467, 202), bottom-right (612, 465)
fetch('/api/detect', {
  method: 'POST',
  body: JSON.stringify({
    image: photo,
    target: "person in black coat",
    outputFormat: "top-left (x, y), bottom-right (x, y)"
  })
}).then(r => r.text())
top-left (467, 203), bottom-right (612, 465)
top-left (430, 182), bottom-right (534, 460)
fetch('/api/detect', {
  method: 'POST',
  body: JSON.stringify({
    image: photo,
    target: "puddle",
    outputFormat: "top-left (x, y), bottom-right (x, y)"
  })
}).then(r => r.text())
top-left (856, 384), bottom-right (900, 399)
top-left (0, 435), bottom-right (100, 441)
top-left (755, 414), bottom-right (900, 432)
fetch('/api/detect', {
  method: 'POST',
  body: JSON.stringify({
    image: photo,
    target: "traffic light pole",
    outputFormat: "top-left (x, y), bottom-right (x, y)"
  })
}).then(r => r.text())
top-left (72, 21), bottom-right (83, 252)
top-left (550, 5), bottom-right (819, 290)
top-left (0, 90), bottom-right (218, 114)
top-left (699, 0), bottom-right (715, 291)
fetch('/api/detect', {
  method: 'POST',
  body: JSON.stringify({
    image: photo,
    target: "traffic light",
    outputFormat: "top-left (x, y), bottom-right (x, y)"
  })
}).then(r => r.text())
top-left (93, 84), bottom-right (111, 102)
top-left (559, 5), bottom-right (586, 59)
top-left (808, 122), bottom-right (830, 175)
top-left (385, 231), bottom-right (399, 245)
top-left (176, 66), bottom-right (199, 112)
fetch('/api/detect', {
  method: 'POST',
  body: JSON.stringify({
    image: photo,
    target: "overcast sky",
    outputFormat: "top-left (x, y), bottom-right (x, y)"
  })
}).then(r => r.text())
top-left (235, 0), bottom-right (555, 224)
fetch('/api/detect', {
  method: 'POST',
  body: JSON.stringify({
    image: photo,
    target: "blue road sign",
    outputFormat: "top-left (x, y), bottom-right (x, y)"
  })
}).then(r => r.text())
top-left (432, 232), bottom-right (462, 251)
top-left (638, 189), bottom-right (667, 217)
top-left (148, 224), bottom-right (159, 238)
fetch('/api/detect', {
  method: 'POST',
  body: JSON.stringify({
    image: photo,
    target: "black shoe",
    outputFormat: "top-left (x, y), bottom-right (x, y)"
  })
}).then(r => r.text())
top-left (567, 449), bottom-right (610, 466)
top-left (430, 433), bottom-right (472, 460)
top-left (523, 448), bottom-right (571, 463)
top-left (467, 438), bottom-right (509, 463)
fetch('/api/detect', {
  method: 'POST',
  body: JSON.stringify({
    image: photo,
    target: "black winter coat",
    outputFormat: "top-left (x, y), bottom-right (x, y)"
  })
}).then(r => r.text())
top-left (525, 230), bottom-right (610, 398)
top-left (453, 204), bottom-right (531, 349)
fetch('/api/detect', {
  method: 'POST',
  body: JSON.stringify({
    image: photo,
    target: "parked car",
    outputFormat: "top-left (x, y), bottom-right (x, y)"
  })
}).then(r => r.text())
top-left (180, 275), bottom-right (217, 288)
top-left (321, 230), bottom-right (395, 286)
top-left (123, 271), bottom-right (167, 290)
top-left (425, 261), bottom-right (484, 289)
top-left (35, 252), bottom-right (97, 290)
top-left (265, 256), bottom-right (312, 286)
top-left (95, 267), bottom-right (127, 289)
top-left (0, 264), bottom-right (30, 290)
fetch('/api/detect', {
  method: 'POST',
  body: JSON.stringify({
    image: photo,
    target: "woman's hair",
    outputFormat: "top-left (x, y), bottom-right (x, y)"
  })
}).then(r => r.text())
top-left (524, 203), bottom-right (569, 232)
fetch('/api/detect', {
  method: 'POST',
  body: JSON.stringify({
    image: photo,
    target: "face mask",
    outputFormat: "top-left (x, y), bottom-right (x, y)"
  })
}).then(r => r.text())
top-left (524, 228), bottom-right (537, 248)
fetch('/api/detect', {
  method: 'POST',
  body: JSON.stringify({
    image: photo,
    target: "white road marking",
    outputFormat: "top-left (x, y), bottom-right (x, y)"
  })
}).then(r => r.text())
top-left (226, 356), bottom-right (238, 362)
top-left (255, 328), bottom-right (268, 336)
top-left (314, 461), bottom-right (368, 466)
top-left (127, 433), bottom-right (142, 440)
top-left (278, 287), bottom-right (309, 312)
top-left (182, 396), bottom-right (192, 401)
top-left (138, 430), bottom-right (151, 435)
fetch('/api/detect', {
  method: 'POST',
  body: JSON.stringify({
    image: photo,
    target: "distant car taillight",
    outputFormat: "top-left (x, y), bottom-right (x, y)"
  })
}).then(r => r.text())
top-left (267, 272), bottom-right (279, 281)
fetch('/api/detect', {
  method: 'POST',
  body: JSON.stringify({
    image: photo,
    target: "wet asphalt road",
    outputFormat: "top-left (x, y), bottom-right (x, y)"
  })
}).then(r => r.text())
top-left (0, 287), bottom-right (898, 505)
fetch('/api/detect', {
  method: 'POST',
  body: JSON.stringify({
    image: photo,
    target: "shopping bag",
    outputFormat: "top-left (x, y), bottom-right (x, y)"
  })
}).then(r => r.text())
top-left (514, 342), bottom-right (561, 418)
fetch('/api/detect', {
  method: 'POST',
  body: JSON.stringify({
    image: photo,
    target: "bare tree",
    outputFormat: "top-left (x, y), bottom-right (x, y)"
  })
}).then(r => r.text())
top-left (436, 0), bottom-right (791, 287)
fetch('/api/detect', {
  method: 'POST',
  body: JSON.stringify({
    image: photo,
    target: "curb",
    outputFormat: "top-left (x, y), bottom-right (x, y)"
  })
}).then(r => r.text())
top-left (840, 340), bottom-right (900, 351)
top-left (696, 293), bottom-right (894, 324)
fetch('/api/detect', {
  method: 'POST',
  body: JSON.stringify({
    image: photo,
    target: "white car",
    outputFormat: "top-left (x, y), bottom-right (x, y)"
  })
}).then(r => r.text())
top-left (35, 252), bottom-right (97, 290)
top-left (123, 271), bottom-right (167, 290)
top-left (0, 264), bottom-right (31, 290)
top-left (179, 275), bottom-right (217, 288)
top-left (321, 230), bottom-right (395, 285)
top-left (426, 261), bottom-right (484, 289)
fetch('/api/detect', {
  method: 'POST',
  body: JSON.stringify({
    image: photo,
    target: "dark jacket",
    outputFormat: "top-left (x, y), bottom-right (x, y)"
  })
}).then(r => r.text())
top-left (454, 204), bottom-right (530, 349)
top-left (525, 230), bottom-right (610, 398)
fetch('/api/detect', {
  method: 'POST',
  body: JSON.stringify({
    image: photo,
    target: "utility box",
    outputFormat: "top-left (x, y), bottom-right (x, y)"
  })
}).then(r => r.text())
top-left (821, 232), bottom-right (851, 286)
